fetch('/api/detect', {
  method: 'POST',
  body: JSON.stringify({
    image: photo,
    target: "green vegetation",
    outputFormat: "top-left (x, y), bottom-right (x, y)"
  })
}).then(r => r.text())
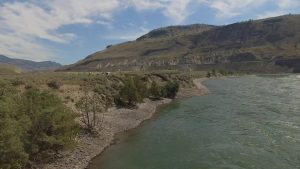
top-left (149, 81), bottom-right (179, 99)
top-left (0, 71), bottom-right (204, 168)
top-left (149, 81), bottom-right (164, 99)
top-left (164, 81), bottom-right (180, 99)
top-left (0, 84), bottom-right (78, 169)
top-left (47, 80), bottom-right (62, 89)
top-left (76, 92), bottom-right (104, 133)
top-left (10, 78), bottom-right (25, 86)
top-left (114, 76), bottom-right (147, 108)
top-left (114, 75), bottom-right (180, 107)
top-left (113, 74), bottom-right (181, 107)
top-left (206, 69), bottom-right (235, 78)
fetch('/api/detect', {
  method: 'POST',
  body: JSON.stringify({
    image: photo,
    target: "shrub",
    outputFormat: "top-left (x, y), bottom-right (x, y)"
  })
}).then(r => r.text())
top-left (163, 81), bottom-right (179, 99)
top-left (24, 84), bottom-right (33, 90)
top-left (21, 89), bottom-right (79, 159)
top-left (11, 78), bottom-right (25, 86)
top-left (149, 81), bottom-right (179, 99)
top-left (133, 76), bottom-right (148, 98)
top-left (0, 88), bottom-right (29, 169)
top-left (206, 72), bottom-right (212, 78)
top-left (149, 81), bottom-right (164, 99)
top-left (47, 80), bottom-right (61, 89)
top-left (0, 117), bottom-right (29, 169)
top-left (114, 76), bottom-right (146, 108)
top-left (76, 93), bottom-right (104, 133)
top-left (0, 89), bottom-right (79, 168)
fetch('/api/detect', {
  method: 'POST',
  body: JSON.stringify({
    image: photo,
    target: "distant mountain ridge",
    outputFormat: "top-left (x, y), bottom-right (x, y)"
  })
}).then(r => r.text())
top-left (137, 24), bottom-right (216, 40)
top-left (62, 14), bottom-right (300, 73)
top-left (0, 55), bottom-right (62, 72)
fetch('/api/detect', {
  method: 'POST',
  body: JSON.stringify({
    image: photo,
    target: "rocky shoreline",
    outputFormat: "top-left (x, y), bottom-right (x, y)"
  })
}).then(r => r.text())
top-left (41, 78), bottom-right (209, 169)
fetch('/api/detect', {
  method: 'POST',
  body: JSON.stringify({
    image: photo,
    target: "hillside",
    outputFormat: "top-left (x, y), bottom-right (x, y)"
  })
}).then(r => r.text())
top-left (0, 55), bottom-right (62, 72)
top-left (0, 63), bottom-right (21, 75)
top-left (63, 14), bottom-right (300, 73)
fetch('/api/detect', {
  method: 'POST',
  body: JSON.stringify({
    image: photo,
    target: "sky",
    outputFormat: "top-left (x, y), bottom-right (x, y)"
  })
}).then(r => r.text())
top-left (0, 0), bottom-right (299, 64)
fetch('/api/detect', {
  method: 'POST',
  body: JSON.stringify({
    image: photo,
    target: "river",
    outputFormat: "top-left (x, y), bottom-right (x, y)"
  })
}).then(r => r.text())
top-left (88, 75), bottom-right (300, 169)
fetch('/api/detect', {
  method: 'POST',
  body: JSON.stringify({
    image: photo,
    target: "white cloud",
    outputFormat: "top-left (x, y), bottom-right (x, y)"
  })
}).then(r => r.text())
top-left (104, 27), bottom-right (149, 41)
top-left (0, 0), bottom-right (120, 61)
top-left (163, 0), bottom-right (191, 24)
top-left (277, 0), bottom-right (300, 9)
top-left (126, 0), bottom-right (163, 10)
top-left (256, 0), bottom-right (300, 19)
top-left (126, 0), bottom-right (192, 24)
top-left (204, 0), bottom-right (269, 18)
top-left (257, 10), bottom-right (287, 19)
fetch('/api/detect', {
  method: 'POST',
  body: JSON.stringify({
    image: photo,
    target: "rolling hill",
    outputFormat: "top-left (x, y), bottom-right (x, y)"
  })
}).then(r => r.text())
top-left (0, 55), bottom-right (62, 72)
top-left (62, 14), bottom-right (300, 73)
top-left (0, 63), bottom-right (22, 75)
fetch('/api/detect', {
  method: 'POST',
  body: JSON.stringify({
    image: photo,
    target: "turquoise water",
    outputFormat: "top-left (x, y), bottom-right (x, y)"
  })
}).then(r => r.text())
top-left (89, 75), bottom-right (300, 169)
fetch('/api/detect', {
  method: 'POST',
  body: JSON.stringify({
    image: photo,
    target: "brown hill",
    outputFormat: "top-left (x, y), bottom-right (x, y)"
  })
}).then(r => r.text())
top-left (63, 14), bottom-right (300, 73)
top-left (0, 55), bottom-right (62, 72)
top-left (0, 63), bottom-right (21, 75)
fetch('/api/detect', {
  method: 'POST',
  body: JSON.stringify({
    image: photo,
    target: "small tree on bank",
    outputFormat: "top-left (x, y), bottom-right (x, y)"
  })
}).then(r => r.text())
top-left (164, 81), bottom-right (179, 99)
top-left (149, 81), bottom-right (165, 99)
top-left (76, 92), bottom-right (105, 133)
top-left (114, 76), bottom-right (146, 108)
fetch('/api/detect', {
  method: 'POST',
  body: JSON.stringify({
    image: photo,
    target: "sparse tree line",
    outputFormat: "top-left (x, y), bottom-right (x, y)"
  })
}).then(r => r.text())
top-left (206, 69), bottom-right (235, 78)
top-left (0, 75), bottom-right (180, 169)
top-left (114, 76), bottom-right (179, 108)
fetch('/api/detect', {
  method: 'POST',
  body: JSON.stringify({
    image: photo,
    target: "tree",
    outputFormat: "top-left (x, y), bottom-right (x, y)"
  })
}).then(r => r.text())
top-left (206, 72), bottom-right (212, 78)
top-left (76, 92), bottom-right (104, 133)
top-left (20, 89), bottom-right (79, 161)
top-left (149, 81), bottom-right (164, 99)
top-left (115, 76), bottom-right (144, 107)
top-left (163, 81), bottom-right (179, 99)
top-left (133, 76), bottom-right (148, 99)
top-left (211, 69), bottom-right (217, 77)
top-left (0, 86), bottom-right (79, 168)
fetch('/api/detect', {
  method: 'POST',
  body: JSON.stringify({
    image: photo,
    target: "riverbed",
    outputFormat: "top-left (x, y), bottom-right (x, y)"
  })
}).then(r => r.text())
top-left (88, 75), bottom-right (300, 169)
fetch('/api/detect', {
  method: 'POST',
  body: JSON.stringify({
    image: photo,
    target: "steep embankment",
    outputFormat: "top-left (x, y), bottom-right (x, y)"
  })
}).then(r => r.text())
top-left (63, 14), bottom-right (300, 73)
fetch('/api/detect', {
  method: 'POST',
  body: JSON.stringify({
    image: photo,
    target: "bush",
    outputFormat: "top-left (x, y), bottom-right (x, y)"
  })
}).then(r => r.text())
top-left (47, 80), bottom-right (61, 89)
top-left (206, 72), bottom-right (212, 78)
top-left (149, 81), bottom-right (179, 99)
top-left (76, 93), bottom-right (104, 133)
top-left (11, 78), bottom-right (25, 86)
top-left (149, 81), bottom-right (164, 99)
top-left (24, 84), bottom-right (33, 90)
top-left (0, 118), bottom-right (29, 169)
top-left (0, 88), bottom-right (29, 169)
top-left (0, 89), bottom-right (79, 168)
top-left (21, 89), bottom-right (79, 159)
top-left (163, 81), bottom-right (179, 99)
top-left (114, 76), bottom-right (146, 108)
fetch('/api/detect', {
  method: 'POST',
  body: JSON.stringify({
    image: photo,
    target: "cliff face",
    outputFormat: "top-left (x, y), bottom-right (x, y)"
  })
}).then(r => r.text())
top-left (62, 14), bottom-right (300, 73)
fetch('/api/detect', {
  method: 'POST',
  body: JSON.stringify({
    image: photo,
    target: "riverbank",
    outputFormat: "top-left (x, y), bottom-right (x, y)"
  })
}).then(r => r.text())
top-left (41, 78), bottom-right (209, 169)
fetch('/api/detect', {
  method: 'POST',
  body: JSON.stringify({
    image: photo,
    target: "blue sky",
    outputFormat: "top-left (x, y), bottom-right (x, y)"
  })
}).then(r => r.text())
top-left (0, 0), bottom-right (299, 64)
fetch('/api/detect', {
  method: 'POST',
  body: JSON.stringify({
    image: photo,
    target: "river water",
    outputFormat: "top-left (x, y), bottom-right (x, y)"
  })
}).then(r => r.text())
top-left (88, 75), bottom-right (300, 169)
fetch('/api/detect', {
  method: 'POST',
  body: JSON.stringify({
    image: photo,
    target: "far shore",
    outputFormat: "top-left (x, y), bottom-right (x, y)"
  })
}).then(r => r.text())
top-left (41, 78), bottom-right (210, 169)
